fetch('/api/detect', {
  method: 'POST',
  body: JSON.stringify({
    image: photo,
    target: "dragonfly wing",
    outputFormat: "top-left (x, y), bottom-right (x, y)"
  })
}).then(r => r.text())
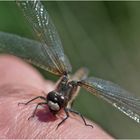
top-left (67, 68), bottom-right (89, 108)
top-left (70, 67), bottom-right (89, 81)
top-left (0, 32), bottom-right (63, 75)
top-left (78, 77), bottom-right (140, 124)
top-left (16, 0), bottom-right (72, 75)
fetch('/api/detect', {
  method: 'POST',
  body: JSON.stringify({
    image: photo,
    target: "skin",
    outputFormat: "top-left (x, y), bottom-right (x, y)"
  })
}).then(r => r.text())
top-left (0, 55), bottom-right (113, 139)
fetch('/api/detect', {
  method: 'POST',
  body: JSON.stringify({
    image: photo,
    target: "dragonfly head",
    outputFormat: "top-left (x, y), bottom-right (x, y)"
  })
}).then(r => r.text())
top-left (47, 91), bottom-right (66, 112)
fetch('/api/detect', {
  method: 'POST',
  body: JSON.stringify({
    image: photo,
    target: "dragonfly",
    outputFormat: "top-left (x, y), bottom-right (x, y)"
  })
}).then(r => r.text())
top-left (1, 0), bottom-right (140, 128)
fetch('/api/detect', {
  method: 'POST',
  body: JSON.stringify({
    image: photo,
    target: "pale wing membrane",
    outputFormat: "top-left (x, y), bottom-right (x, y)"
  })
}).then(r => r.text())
top-left (16, 0), bottom-right (72, 75)
top-left (70, 67), bottom-right (89, 81)
top-left (78, 77), bottom-right (140, 124)
top-left (0, 32), bottom-right (62, 75)
top-left (67, 68), bottom-right (89, 108)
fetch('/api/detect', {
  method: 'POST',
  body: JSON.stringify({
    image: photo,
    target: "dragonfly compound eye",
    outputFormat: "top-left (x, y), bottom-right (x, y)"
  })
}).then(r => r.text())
top-left (47, 91), bottom-right (60, 111)
top-left (47, 91), bottom-right (66, 110)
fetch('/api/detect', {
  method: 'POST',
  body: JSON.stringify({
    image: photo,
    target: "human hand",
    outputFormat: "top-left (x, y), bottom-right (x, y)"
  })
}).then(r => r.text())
top-left (0, 55), bottom-right (113, 139)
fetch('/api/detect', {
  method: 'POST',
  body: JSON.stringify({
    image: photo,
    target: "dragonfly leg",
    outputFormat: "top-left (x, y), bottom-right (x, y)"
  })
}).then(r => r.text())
top-left (68, 108), bottom-right (93, 128)
top-left (18, 96), bottom-right (46, 106)
top-left (56, 108), bottom-right (69, 129)
top-left (28, 102), bottom-right (47, 120)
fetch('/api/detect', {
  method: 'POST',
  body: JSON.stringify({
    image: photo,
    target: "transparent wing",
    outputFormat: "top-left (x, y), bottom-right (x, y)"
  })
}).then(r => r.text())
top-left (0, 32), bottom-right (65, 75)
top-left (67, 68), bottom-right (89, 108)
top-left (78, 77), bottom-right (140, 124)
top-left (70, 67), bottom-right (89, 81)
top-left (16, 0), bottom-right (72, 75)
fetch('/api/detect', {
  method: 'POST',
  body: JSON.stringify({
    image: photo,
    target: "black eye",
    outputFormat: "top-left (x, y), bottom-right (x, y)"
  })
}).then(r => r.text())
top-left (47, 91), bottom-right (66, 108)
top-left (47, 91), bottom-right (57, 102)
top-left (57, 95), bottom-right (65, 105)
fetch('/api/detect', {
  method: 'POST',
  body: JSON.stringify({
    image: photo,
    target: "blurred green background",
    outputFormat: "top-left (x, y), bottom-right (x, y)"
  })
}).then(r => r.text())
top-left (0, 1), bottom-right (140, 138)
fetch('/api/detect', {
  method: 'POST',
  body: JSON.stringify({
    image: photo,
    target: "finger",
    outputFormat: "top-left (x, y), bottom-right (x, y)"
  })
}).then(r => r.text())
top-left (0, 54), bottom-right (45, 90)
top-left (0, 55), bottom-right (113, 139)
